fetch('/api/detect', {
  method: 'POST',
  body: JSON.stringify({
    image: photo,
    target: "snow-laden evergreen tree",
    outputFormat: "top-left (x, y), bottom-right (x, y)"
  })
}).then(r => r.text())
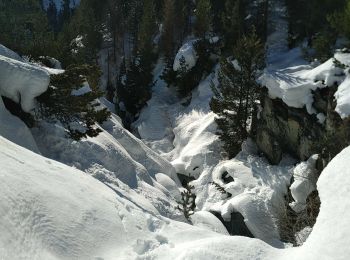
top-left (211, 32), bottom-right (264, 158)
top-left (36, 65), bottom-right (110, 140)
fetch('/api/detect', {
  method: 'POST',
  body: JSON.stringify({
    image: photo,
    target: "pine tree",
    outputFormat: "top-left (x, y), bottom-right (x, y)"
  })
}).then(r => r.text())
top-left (46, 0), bottom-right (59, 33)
top-left (0, 0), bottom-right (56, 57)
top-left (161, 0), bottom-right (176, 62)
top-left (194, 0), bottom-right (212, 38)
top-left (328, 0), bottom-right (350, 40)
top-left (116, 58), bottom-right (153, 116)
top-left (210, 32), bottom-right (265, 158)
top-left (177, 185), bottom-right (196, 220)
top-left (36, 65), bottom-right (110, 140)
top-left (221, 0), bottom-right (245, 49)
top-left (138, 0), bottom-right (156, 53)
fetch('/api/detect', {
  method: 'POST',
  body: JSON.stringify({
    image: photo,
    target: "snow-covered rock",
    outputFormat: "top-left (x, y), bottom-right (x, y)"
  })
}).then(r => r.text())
top-left (261, 52), bottom-right (350, 118)
top-left (289, 155), bottom-right (318, 213)
top-left (173, 41), bottom-right (198, 72)
top-left (0, 55), bottom-right (50, 112)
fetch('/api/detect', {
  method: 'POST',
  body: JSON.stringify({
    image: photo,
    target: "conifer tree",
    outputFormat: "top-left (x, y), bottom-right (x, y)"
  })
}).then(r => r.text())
top-left (210, 32), bottom-right (264, 157)
top-left (36, 65), bottom-right (110, 140)
top-left (116, 59), bottom-right (153, 116)
top-left (161, 0), bottom-right (176, 62)
top-left (0, 0), bottom-right (56, 57)
top-left (221, 0), bottom-right (245, 49)
top-left (328, 0), bottom-right (350, 39)
top-left (138, 0), bottom-right (156, 53)
top-left (194, 0), bottom-right (212, 38)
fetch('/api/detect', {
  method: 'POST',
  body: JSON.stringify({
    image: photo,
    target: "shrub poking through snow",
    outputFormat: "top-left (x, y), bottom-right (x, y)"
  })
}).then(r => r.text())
top-left (210, 181), bottom-right (232, 198)
top-left (177, 184), bottom-right (196, 220)
top-left (277, 189), bottom-right (320, 246)
top-left (36, 64), bottom-right (110, 140)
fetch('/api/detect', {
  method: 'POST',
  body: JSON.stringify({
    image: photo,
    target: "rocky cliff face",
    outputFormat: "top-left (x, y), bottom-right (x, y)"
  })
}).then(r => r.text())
top-left (256, 86), bottom-right (349, 166)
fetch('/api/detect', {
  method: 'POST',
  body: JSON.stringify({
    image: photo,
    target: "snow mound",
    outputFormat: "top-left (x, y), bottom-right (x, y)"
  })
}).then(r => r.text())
top-left (191, 211), bottom-right (229, 235)
top-left (171, 110), bottom-right (220, 178)
top-left (0, 55), bottom-right (50, 112)
top-left (173, 41), bottom-right (198, 72)
top-left (193, 143), bottom-right (294, 246)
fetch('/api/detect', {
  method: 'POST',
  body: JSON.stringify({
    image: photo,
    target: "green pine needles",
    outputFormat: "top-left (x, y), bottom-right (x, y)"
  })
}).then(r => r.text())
top-left (211, 32), bottom-right (265, 158)
top-left (36, 64), bottom-right (110, 140)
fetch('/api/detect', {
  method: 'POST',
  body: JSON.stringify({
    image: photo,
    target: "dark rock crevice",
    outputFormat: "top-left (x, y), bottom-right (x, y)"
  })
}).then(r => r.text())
top-left (210, 211), bottom-right (254, 238)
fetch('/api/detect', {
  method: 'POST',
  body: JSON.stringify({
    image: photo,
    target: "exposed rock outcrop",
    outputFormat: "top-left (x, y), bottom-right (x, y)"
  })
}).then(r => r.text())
top-left (256, 86), bottom-right (350, 166)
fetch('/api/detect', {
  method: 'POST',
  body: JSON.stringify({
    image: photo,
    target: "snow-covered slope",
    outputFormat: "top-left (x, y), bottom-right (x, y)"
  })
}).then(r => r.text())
top-left (0, 136), bottom-right (277, 260)
top-left (31, 110), bottom-right (182, 218)
top-left (2, 135), bottom-right (350, 259)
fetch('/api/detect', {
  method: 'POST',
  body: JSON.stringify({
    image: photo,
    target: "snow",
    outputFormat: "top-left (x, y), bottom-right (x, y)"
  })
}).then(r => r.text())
top-left (71, 82), bottom-right (91, 96)
top-left (135, 61), bottom-right (294, 246)
top-left (334, 71), bottom-right (350, 119)
top-left (261, 0), bottom-right (350, 119)
top-left (285, 146), bottom-right (350, 260)
top-left (0, 44), bottom-right (23, 61)
top-left (262, 3), bottom-right (350, 119)
top-left (0, 98), bottom-right (39, 153)
top-left (191, 211), bottom-right (229, 235)
top-left (173, 41), bottom-right (198, 72)
top-left (1, 42), bottom-right (350, 259)
top-left (0, 55), bottom-right (50, 112)
top-left (0, 136), bottom-right (278, 260)
top-left (31, 112), bottom-right (182, 217)
top-left (262, 47), bottom-right (350, 118)
top-left (2, 128), bottom-right (350, 259)
top-left (289, 155), bottom-right (318, 213)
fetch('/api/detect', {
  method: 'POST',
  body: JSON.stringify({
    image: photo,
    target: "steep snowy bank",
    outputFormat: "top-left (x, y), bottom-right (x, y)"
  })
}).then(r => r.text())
top-left (32, 110), bottom-right (182, 218)
top-left (0, 137), bottom-right (277, 260)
